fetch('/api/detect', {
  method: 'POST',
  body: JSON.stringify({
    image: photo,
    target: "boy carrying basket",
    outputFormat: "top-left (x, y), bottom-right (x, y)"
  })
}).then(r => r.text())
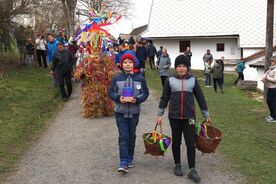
top-left (157, 55), bottom-right (211, 183)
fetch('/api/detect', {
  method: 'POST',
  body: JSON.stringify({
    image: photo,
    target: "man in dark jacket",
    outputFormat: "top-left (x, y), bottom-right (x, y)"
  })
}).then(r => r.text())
top-left (184, 47), bottom-right (192, 67)
top-left (157, 46), bottom-right (163, 59)
top-left (51, 42), bottom-right (74, 101)
top-left (136, 41), bottom-right (147, 76)
top-left (146, 40), bottom-right (157, 70)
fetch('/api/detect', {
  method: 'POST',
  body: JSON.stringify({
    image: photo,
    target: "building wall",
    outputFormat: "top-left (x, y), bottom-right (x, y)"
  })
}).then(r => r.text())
top-left (153, 38), bottom-right (240, 70)
top-left (243, 48), bottom-right (263, 58)
top-left (247, 50), bottom-right (276, 91)
top-left (257, 68), bottom-right (265, 91)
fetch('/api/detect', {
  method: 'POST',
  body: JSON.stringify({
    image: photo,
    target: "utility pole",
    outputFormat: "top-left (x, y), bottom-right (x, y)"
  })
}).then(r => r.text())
top-left (264, 0), bottom-right (274, 99)
top-left (265, 0), bottom-right (274, 72)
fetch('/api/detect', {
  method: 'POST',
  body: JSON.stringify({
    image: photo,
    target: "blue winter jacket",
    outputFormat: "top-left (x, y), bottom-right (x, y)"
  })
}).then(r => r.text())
top-left (108, 72), bottom-right (149, 118)
top-left (47, 39), bottom-right (59, 64)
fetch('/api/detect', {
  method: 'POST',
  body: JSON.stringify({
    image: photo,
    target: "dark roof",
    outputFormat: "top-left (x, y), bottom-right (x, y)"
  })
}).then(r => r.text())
top-left (118, 33), bottom-right (131, 40)
top-left (249, 60), bottom-right (265, 68)
top-left (130, 25), bottom-right (148, 36)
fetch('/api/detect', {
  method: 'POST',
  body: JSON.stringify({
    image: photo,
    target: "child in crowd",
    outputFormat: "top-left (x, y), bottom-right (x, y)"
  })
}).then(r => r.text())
top-left (108, 53), bottom-right (149, 173)
top-left (157, 55), bottom-right (211, 183)
top-left (204, 60), bottom-right (212, 87)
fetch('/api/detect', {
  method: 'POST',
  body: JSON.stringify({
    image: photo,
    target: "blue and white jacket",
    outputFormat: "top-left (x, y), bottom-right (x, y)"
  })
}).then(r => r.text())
top-left (108, 72), bottom-right (149, 118)
top-left (158, 74), bottom-right (209, 119)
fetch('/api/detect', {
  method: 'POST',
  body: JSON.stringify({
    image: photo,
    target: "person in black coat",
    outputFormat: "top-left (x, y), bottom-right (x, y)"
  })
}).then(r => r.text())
top-left (157, 46), bottom-right (163, 59)
top-left (146, 40), bottom-right (157, 70)
top-left (136, 41), bottom-right (147, 76)
top-left (51, 42), bottom-right (74, 101)
top-left (184, 47), bottom-right (192, 68)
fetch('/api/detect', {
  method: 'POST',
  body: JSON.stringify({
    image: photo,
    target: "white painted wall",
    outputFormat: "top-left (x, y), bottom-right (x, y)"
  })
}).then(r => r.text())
top-left (257, 68), bottom-right (265, 91)
top-left (243, 48), bottom-right (263, 58)
top-left (242, 52), bottom-right (261, 81)
top-left (247, 50), bottom-right (276, 91)
top-left (153, 38), bottom-right (240, 70)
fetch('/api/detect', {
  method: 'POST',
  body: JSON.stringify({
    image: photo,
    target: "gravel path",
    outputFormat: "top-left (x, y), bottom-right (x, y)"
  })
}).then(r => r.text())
top-left (3, 85), bottom-right (242, 184)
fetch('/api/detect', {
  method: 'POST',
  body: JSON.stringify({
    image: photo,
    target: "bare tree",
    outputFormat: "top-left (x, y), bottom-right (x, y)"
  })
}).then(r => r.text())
top-left (60, 0), bottom-right (77, 38)
top-left (76, 0), bottom-right (132, 18)
top-left (0, 0), bottom-right (36, 51)
top-left (33, 0), bottom-right (65, 35)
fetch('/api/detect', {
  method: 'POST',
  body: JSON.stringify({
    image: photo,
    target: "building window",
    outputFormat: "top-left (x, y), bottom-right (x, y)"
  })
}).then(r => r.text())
top-left (217, 43), bottom-right (225, 52)
top-left (179, 41), bottom-right (190, 52)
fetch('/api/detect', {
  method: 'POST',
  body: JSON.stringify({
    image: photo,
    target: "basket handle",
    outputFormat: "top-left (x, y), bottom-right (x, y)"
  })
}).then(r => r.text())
top-left (201, 120), bottom-right (213, 127)
top-left (154, 123), bottom-right (162, 134)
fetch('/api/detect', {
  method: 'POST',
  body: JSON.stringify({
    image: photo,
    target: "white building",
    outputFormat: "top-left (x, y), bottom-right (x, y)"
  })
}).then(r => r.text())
top-left (247, 48), bottom-right (276, 91)
top-left (142, 0), bottom-right (276, 82)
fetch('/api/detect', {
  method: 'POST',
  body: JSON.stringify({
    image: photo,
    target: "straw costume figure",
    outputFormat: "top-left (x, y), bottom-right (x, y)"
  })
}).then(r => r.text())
top-left (73, 7), bottom-right (121, 118)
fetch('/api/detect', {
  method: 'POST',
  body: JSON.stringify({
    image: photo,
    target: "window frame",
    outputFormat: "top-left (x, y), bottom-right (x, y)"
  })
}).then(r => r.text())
top-left (179, 41), bottom-right (191, 53)
top-left (216, 43), bottom-right (225, 52)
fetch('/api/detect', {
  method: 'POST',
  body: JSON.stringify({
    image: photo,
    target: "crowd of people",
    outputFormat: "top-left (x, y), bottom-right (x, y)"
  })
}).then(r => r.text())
top-left (20, 32), bottom-right (276, 182)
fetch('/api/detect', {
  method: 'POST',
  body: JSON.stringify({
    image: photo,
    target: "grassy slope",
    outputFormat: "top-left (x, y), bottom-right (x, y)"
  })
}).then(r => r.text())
top-left (0, 67), bottom-right (60, 173)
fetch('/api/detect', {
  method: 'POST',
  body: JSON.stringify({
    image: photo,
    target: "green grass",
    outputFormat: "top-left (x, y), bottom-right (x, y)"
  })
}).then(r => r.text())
top-left (0, 66), bottom-right (61, 173)
top-left (146, 68), bottom-right (276, 184)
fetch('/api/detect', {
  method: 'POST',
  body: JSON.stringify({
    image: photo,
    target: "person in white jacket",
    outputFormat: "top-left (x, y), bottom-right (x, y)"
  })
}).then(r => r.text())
top-left (35, 34), bottom-right (47, 68)
top-left (262, 56), bottom-right (276, 123)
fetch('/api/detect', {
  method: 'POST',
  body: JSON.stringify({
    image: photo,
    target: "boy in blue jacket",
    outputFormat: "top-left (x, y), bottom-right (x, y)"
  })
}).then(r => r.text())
top-left (157, 55), bottom-right (211, 183)
top-left (108, 53), bottom-right (149, 173)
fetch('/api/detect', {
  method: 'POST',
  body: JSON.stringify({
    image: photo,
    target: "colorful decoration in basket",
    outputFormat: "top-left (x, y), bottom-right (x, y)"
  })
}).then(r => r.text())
top-left (143, 125), bottom-right (172, 156)
top-left (195, 121), bottom-right (223, 153)
top-left (197, 123), bottom-right (210, 139)
top-left (73, 5), bottom-right (120, 118)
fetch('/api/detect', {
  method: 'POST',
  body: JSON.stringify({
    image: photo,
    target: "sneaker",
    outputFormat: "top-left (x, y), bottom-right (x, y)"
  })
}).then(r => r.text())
top-left (265, 115), bottom-right (273, 121)
top-left (128, 161), bottom-right (135, 168)
top-left (188, 168), bottom-right (201, 183)
top-left (117, 166), bottom-right (128, 174)
top-left (174, 164), bottom-right (183, 176)
top-left (266, 118), bottom-right (276, 123)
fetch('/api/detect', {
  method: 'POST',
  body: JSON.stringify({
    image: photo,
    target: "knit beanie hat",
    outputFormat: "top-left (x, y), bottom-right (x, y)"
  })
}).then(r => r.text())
top-left (174, 55), bottom-right (189, 68)
top-left (121, 53), bottom-right (135, 66)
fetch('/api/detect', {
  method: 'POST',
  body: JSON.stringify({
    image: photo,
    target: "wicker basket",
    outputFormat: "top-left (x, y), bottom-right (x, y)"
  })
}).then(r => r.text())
top-left (195, 123), bottom-right (223, 153)
top-left (143, 124), bottom-right (171, 156)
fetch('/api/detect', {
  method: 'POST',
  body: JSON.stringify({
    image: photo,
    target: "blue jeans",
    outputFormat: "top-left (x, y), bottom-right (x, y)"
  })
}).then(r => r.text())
top-left (115, 113), bottom-right (139, 167)
top-left (205, 73), bottom-right (211, 86)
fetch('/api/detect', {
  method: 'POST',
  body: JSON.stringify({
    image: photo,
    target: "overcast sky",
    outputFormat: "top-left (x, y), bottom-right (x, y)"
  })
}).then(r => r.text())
top-left (106, 0), bottom-right (152, 38)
